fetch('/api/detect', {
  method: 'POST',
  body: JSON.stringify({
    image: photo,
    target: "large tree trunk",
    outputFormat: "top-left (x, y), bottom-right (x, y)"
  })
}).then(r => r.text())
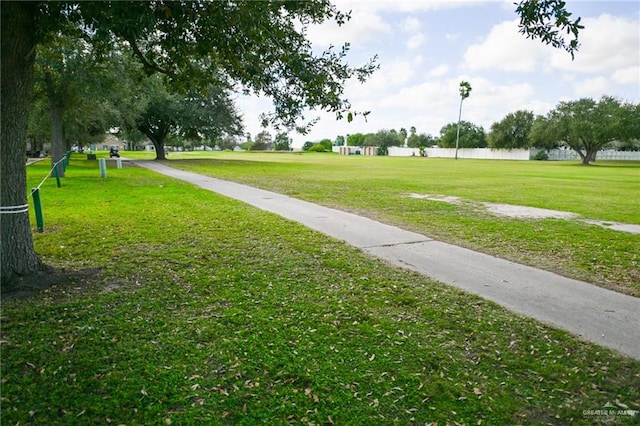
top-left (1, 2), bottom-right (44, 287)
top-left (151, 138), bottom-right (167, 160)
top-left (138, 125), bottom-right (168, 160)
top-left (49, 102), bottom-right (67, 177)
top-left (579, 152), bottom-right (589, 165)
top-left (580, 148), bottom-right (598, 165)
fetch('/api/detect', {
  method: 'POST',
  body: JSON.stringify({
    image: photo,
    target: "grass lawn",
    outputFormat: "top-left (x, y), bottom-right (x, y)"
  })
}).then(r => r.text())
top-left (153, 151), bottom-right (640, 297)
top-left (1, 156), bottom-right (638, 425)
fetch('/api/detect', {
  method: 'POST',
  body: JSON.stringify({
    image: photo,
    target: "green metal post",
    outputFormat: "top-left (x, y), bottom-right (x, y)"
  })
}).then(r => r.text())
top-left (31, 188), bottom-right (44, 232)
top-left (54, 162), bottom-right (61, 187)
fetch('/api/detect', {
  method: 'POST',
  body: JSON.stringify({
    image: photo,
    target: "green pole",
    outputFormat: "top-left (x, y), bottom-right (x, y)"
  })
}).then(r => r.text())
top-left (63, 151), bottom-right (70, 171)
top-left (31, 188), bottom-right (44, 232)
top-left (54, 162), bottom-right (61, 187)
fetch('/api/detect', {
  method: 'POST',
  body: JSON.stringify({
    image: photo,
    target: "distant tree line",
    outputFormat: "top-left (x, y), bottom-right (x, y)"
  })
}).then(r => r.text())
top-left (237, 131), bottom-right (293, 152)
top-left (302, 96), bottom-right (639, 165)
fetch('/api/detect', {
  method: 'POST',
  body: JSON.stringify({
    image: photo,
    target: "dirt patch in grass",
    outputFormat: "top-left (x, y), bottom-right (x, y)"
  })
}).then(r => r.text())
top-left (406, 193), bottom-right (640, 235)
top-left (1, 267), bottom-right (102, 302)
top-left (482, 202), bottom-right (579, 220)
top-left (407, 193), bottom-right (464, 204)
top-left (583, 220), bottom-right (640, 234)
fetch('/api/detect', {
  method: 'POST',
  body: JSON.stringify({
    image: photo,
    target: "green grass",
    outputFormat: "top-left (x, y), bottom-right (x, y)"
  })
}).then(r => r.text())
top-left (160, 151), bottom-right (640, 296)
top-left (1, 156), bottom-right (638, 425)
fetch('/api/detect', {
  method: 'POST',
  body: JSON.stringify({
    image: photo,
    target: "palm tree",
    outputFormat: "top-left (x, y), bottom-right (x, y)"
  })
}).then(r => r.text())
top-left (455, 81), bottom-right (472, 159)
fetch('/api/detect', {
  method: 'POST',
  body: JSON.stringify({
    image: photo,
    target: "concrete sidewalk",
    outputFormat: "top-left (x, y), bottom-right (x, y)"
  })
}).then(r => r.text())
top-left (136, 161), bottom-right (640, 360)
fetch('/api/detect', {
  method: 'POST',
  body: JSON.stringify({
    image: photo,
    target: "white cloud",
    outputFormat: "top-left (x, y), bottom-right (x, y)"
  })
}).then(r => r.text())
top-left (462, 13), bottom-right (640, 75)
top-left (613, 66), bottom-right (640, 86)
top-left (306, 9), bottom-right (391, 48)
top-left (520, 99), bottom-right (556, 117)
top-left (400, 15), bottom-right (425, 50)
top-left (549, 14), bottom-right (640, 74)
top-left (353, 58), bottom-right (418, 94)
top-left (362, 76), bottom-right (538, 133)
top-left (497, 0), bottom-right (516, 12)
top-left (446, 33), bottom-right (460, 42)
top-left (427, 64), bottom-right (449, 77)
top-left (463, 20), bottom-right (547, 72)
top-left (333, 0), bottom-right (491, 14)
top-left (403, 16), bottom-right (421, 33)
top-left (572, 76), bottom-right (611, 98)
top-left (407, 33), bottom-right (425, 50)
top-left (377, 80), bottom-right (452, 111)
top-left (463, 78), bottom-right (536, 126)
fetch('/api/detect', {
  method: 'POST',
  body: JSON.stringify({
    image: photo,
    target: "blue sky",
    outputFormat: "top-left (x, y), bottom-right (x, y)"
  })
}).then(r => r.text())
top-left (236, 0), bottom-right (640, 147)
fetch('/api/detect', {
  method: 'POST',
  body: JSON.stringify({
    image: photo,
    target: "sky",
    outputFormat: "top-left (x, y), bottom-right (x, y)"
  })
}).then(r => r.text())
top-left (235, 0), bottom-right (640, 148)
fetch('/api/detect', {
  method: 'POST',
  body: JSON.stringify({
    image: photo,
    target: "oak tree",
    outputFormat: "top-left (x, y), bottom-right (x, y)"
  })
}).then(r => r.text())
top-left (131, 76), bottom-right (243, 160)
top-left (274, 133), bottom-right (293, 151)
top-left (488, 110), bottom-right (535, 149)
top-left (439, 121), bottom-right (487, 149)
top-left (529, 96), bottom-right (640, 164)
top-left (0, 0), bottom-right (376, 285)
top-left (251, 131), bottom-right (274, 151)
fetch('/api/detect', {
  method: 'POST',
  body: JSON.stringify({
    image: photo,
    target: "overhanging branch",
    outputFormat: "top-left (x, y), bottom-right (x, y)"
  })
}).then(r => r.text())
top-left (125, 36), bottom-right (174, 77)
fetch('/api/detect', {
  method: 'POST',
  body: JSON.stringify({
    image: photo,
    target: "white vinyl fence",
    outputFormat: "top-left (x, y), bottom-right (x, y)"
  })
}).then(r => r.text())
top-left (378, 146), bottom-right (640, 161)
top-left (387, 147), bottom-right (532, 160)
top-left (536, 148), bottom-right (640, 161)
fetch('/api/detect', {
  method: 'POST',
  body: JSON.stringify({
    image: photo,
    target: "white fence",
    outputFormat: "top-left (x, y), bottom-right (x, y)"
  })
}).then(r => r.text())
top-left (379, 146), bottom-right (640, 161)
top-left (387, 147), bottom-right (532, 160)
top-left (535, 148), bottom-right (640, 161)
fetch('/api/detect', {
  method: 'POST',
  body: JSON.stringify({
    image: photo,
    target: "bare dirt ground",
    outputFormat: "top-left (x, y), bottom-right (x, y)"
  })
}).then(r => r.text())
top-left (1, 267), bottom-right (102, 302)
top-left (406, 193), bottom-right (640, 235)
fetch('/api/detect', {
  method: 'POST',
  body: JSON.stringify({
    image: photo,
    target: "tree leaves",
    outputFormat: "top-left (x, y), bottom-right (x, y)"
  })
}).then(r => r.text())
top-left (459, 81), bottom-right (472, 100)
top-left (439, 121), bottom-right (487, 148)
top-left (33, 1), bottom-right (378, 132)
top-left (515, 0), bottom-right (584, 59)
top-left (531, 96), bottom-right (640, 164)
top-left (488, 110), bottom-right (535, 149)
top-left (129, 74), bottom-right (244, 159)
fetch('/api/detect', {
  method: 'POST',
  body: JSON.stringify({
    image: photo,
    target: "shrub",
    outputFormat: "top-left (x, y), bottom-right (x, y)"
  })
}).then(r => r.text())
top-left (308, 144), bottom-right (327, 152)
top-left (533, 150), bottom-right (549, 161)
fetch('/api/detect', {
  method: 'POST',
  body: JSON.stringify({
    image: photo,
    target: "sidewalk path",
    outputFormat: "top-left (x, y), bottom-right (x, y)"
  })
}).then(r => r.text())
top-left (136, 161), bottom-right (640, 360)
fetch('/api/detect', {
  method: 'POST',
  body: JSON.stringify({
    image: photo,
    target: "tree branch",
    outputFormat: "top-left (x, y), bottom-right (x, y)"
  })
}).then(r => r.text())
top-left (125, 36), bottom-right (174, 77)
